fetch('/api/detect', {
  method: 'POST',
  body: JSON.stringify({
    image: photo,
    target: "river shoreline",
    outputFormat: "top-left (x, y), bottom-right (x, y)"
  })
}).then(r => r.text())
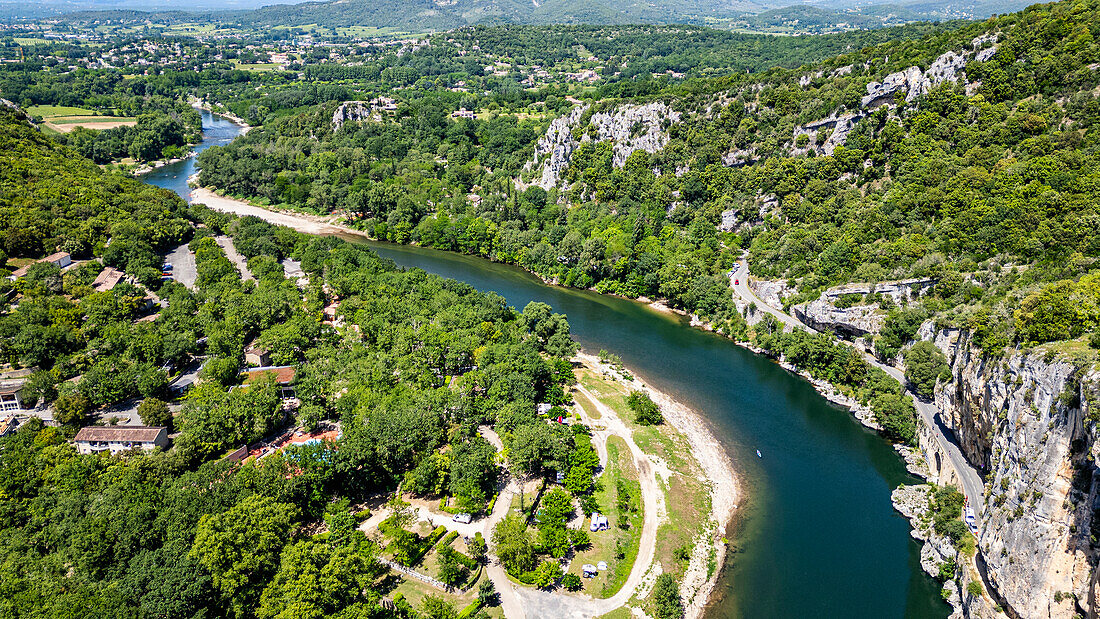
top-left (188, 184), bottom-right (907, 456)
top-left (189, 184), bottom-right (954, 616)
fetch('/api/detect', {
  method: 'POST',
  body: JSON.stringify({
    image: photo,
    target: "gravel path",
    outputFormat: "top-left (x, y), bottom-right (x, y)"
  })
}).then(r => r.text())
top-left (214, 235), bottom-right (253, 282)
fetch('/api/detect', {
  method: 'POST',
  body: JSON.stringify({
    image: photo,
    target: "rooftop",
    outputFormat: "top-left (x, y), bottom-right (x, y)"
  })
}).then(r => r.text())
top-left (241, 365), bottom-right (296, 385)
top-left (73, 425), bottom-right (166, 443)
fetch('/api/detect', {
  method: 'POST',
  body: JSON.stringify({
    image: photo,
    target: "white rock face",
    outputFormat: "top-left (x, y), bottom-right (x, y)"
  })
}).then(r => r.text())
top-left (529, 105), bottom-right (588, 190)
top-left (526, 102), bottom-right (680, 189)
top-left (932, 330), bottom-right (1100, 619)
top-left (331, 101), bottom-right (376, 130)
top-left (792, 111), bottom-right (864, 156)
top-left (749, 278), bottom-right (793, 309)
top-left (790, 278), bottom-right (935, 336)
top-left (718, 209), bottom-right (738, 232)
top-left (975, 46), bottom-right (998, 63)
top-left (861, 50), bottom-right (969, 107)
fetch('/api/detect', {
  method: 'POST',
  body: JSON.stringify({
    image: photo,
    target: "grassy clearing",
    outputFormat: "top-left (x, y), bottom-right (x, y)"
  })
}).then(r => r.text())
top-left (566, 435), bottom-right (642, 598)
top-left (390, 569), bottom-right (489, 615)
top-left (234, 61), bottom-right (281, 72)
top-left (574, 390), bottom-right (602, 420)
top-left (27, 105), bottom-right (97, 117)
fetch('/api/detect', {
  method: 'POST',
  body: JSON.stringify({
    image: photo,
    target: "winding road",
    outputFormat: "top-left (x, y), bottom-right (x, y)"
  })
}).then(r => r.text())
top-left (731, 259), bottom-right (985, 512)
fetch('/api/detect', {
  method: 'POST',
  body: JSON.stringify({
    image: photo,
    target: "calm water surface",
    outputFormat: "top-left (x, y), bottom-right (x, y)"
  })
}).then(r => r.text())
top-left (147, 114), bottom-right (949, 619)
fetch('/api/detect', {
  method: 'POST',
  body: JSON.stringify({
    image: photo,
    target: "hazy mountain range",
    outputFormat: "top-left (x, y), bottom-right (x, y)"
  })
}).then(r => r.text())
top-left (9, 0), bottom-right (1035, 29)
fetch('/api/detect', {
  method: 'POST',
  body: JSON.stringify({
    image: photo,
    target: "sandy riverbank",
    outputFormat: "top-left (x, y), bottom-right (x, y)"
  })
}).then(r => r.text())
top-left (191, 186), bottom-right (369, 238)
top-left (576, 351), bottom-right (739, 619)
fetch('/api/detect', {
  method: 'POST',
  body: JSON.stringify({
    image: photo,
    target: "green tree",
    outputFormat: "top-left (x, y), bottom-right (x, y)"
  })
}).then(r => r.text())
top-left (627, 390), bottom-right (663, 425)
top-left (651, 573), bottom-right (685, 619)
top-left (190, 495), bottom-right (298, 618)
top-left (53, 391), bottom-right (91, 425)
top-left (532, 560), bottom-right (563, 589)
top-left (138, 397), bottom-right (172, 428)
top-left (492, 513), bottom-right (536, 576)
top-left (904, 341), bottom-right (951, 399)
top-left (257, 539), bottom-right (379, 619)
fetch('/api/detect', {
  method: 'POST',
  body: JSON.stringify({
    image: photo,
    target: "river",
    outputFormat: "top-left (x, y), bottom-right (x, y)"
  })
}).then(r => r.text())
top-left (145, 113), bottom-right (949, 619)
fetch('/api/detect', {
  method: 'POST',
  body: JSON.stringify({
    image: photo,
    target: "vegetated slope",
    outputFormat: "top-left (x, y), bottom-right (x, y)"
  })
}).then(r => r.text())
top-left (234, 0), bottom-right (768, 29)
top-left (443, 22), bottom-right (956, 77)
top-left (202, 0), bottom-right (1100, 350)
top-left (0, 104), bottom-right (191, 283)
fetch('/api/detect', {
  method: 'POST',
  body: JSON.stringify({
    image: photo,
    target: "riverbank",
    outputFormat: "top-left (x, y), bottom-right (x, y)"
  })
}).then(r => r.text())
top-left (190, 186), bottom-right (367, 237)
top-left (189, 99), bottom-right (251, 133)
top-left (131, 107), bottom-right (251, 176)
top-left (575, 352), bottom-right (739, 619)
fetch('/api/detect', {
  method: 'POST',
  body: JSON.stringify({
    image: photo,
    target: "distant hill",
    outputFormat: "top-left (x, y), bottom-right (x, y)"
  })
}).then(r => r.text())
top-left (228, 0), bottom-right (770, 30)
top-left (50, 0), bottom-right (1036, 33)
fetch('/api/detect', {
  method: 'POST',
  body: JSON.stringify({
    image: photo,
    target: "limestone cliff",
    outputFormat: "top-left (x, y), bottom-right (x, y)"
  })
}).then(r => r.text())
top-left (925, 329), bottom-right (1100, 618)
top-left (525, 101), bottom-right (680, 189)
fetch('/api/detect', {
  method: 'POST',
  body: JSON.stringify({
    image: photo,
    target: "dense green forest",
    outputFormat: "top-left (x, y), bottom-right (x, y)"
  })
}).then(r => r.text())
top-left (199, 0), bottom-right (1100, 355)
top-left (0, 105), bottom-right (588, 617)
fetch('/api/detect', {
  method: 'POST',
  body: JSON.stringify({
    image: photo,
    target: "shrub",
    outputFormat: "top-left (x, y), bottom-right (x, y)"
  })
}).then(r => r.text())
top-left (967, 581), bottom-right (983, 597)
top-left (562, 572), bottom-right (583, 591)
top-left (627, 390), bottom-right (663, 425)
top-left (651, 573), bottom-right (684, 619)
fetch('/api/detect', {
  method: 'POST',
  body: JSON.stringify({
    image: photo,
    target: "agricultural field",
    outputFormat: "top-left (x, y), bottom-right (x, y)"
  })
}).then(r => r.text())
top-left (27, 105), bottom-right (136, 133)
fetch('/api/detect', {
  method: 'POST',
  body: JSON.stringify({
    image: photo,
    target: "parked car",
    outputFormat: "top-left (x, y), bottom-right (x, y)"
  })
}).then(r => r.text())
top-left (453, 513), bottom-right (472, 524)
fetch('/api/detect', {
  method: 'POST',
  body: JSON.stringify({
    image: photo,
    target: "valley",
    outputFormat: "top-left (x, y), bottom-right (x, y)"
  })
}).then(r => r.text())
top-left (3, 0), bottom-right (1100, 618)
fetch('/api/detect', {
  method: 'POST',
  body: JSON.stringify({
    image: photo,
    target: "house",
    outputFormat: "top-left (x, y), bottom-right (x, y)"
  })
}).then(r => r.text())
top-left (0, 373), bottom-right (31, 414)
top-left (244, 343), bottom-right (272, 367)
top-left (73, 425), bottom-right (169, 455)
top-left (0, 415), bottom-right (19, 437)
top-left (9, 251), bottom-right (72, 280)
top-left (92, 266), bottom-right (125, 292)
top-left (241, 365), bottom-right (297, 400)
top-left (451, 108), bottom-right (476, 120)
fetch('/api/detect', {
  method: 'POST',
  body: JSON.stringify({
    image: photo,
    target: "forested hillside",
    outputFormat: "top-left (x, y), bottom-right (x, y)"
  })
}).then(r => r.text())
top-left (200, 0), bottom-right (1100, 355)
top-left (0, 105), bottom-right (190, 282)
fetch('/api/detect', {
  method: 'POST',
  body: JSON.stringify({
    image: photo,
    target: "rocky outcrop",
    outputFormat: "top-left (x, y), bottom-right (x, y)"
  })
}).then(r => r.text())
top-left (526, 102), bottom-right (680, 189)
top-left (790, 278), bottom-right (934, 337)
top-left (331, 101), bottom-right (377, 130)
top-left (792, 300), bottom-right (884, 337)
top-left (529, 105), bottom-right (588, 190)
top-left (794, 48), bottom-right (981, 153)
top-left (792, 111), bottom-right (864, 156)
top-left (861, 51), bottom-right (967, 107)
top-left (928, 329), bottom-right (1100, 618)
top-left (892, 484), bottom-right (999, 619)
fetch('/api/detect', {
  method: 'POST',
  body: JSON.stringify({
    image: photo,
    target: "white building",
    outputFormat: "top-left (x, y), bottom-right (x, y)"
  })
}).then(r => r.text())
top-left (73, 426), bottom-right (169, 455)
